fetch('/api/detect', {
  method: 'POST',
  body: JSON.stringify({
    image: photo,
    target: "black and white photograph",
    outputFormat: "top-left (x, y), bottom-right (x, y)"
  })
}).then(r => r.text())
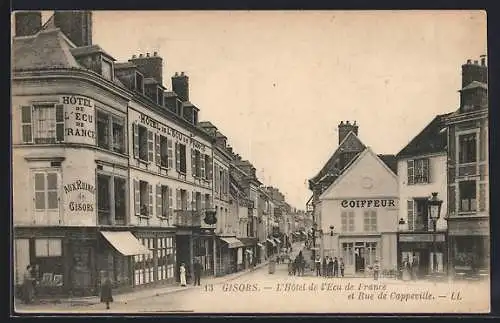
top-left (11, 10), bottom-right (489, 314)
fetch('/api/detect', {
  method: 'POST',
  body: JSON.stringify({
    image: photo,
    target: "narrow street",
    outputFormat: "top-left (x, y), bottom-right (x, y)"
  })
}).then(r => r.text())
top-left (15, 243), bottom-right (489, 314)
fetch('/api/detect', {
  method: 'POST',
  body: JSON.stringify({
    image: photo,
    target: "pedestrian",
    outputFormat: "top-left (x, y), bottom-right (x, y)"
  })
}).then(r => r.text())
top-left (193, 259), bottom-right (202, 286)
top-left (180, 263), bottom-right (187, 287)
top-left (411, 258), bottom-right (418, 281)
top-left (315, 256), bottom-right (322, 276)
top-left (327, 257), bottom-right (333, 277)
top-left (339, 258), bottom-right (345, 277)
top-left (373, 260), bottom-right (380, 281)
top-left (322, 257), bottom-right (327, 277)
top-left (333, 257), bottom-right (339, 277)
top-left (100, 271), bottom-right (113, 310)
top-left (21, 265), bottom-right (35, 304)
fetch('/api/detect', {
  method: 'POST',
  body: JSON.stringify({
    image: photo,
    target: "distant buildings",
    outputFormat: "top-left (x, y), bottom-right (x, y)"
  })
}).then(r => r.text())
top-left (11, 11), bottom-right (302, 297)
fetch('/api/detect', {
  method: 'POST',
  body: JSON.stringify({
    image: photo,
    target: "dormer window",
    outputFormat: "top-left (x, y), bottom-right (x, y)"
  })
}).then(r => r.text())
top-left (157, 87), bottom-right (164, 106)
top-left (135, 72), bottom-right (144, 94)
top-left (176, 100), bottom-right (183, 115)
top-left (193, 109), bottom-right (198, 125)
top-left (101, 57), bottom-right (113, 81)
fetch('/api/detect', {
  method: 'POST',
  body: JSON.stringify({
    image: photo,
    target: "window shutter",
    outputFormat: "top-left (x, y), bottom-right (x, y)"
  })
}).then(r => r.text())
top-left (55, 104), bottom-right (65, 142)
top-left (423, 158), bottom-right (430, 183)
top-left (191, 191), bottom-right (196, 211)
top-left (407, 160), bottom-right (414, 185)
top-left (201, 155), bottom-right (206, 179)
top-left (147, 131), bottom-right (154, 162)
top-left (148, 183), bottom-right (153, 216)
top-left (156, 184), bottom-right (162, 217)
top-left (191, 149), bottom-right (196, 177)
top-left (407, 200), bottom-right (414, 231)
top-left (168, 187), bottom-right (173, 220)
top-left (133, 123), bottom-right (139, 159)
top-left (208, 157), bottom-right (213, 180)
top-left (175, 143), bottom-right (180, 171)
top-left (134, 179), bottom-right (140, 215)
top-left (176, 189), bottom-right (181, 210)
top-left (214, 165), bottom-right (219, 193)
top-left (21, 106), bottom-right (33, 143)
top-left (167, 139), bottom-right (173, 169)
top-left (155, 134), bottom-right (161, 165)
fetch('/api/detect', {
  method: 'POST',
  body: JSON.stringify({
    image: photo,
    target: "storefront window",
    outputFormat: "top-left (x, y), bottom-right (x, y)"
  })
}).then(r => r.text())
top-left (114, 177), bottom-right (126, 225)
top-left (97, 174), bottom-right (111, 225)
top-left (34, 238), bottom-right (64, 288)
top-left (342, 243), bottom-right (354, 266)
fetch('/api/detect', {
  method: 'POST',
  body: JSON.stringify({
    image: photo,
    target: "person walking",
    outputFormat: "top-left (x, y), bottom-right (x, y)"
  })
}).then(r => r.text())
top-left (322, 257), bottom-right (327, 277)
top-left (373, 260), bottom-right (380, 281)
top-left (193, 259), bottom-right (202, 286)
top-left (21, 265), bottom-right (35, 304)
top-left (333, 257), bottom-right (339, 277)
top-left (100, 271), bottom-right (113, 310)
top-left (327, 257), bottom-right (333, 277)
top-left (180, 263), bottom-right (187, 287)
top-left (315, 256), bottom-right (322, 276)
top-left (339, 258), bottom-right (345, 277)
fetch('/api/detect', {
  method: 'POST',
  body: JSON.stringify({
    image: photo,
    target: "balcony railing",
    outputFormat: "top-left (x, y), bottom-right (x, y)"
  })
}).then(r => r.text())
top-left (174, 209), bottom-right (201, 227)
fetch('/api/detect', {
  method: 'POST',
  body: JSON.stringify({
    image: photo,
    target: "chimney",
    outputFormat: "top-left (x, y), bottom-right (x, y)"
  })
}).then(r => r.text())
top-left (338, 120), bottom-right (359, 144)
top-left (461, 56), bottom-right (487, 87)
top-left (15, 11), bottom-right (42, 37)
top-left (172, 72), bottom-right (189, 102)
top-left (53, 10), bottom-right (92, 47)
top-left (226, 147), bottom-right (233, 155)
top-left (129, 52), bottom-right (164, 84)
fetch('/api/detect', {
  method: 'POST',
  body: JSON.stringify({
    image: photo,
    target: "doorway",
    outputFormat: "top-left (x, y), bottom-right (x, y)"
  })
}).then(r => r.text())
top-left (175, 235), bottom-right (191, 282)
top-left (354, 245), bottom-right (365, 272)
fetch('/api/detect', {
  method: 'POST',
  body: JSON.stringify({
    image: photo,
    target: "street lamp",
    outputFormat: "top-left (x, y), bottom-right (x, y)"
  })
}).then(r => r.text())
top-left (428, 192), bottom-right (443, 276)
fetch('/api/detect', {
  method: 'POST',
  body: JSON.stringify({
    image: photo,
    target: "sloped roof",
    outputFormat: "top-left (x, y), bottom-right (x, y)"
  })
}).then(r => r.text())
top-left (115, 61), bottom-right (137, 69)
top-left (460, 81), bottom-right (487, 91)
top-left (70, 45), bottom-right (116, 61)
top-left (377, 154), bottom-right (398, 174)
top-left (396, 113), bottom-right (451, 159)
top-left (309, 131), bottom-right (366, 184)
top-left (12, 28), bottom-right (80, 70)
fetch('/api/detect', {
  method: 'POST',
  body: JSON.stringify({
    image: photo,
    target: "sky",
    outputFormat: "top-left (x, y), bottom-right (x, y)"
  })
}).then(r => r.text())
top-left (34, 10), bottom-right (487, 210)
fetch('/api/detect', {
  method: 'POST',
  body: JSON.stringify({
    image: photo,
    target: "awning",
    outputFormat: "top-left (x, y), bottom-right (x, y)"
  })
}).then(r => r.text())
top-left (301, 231), bottom-right (307, 235)
top-left (238, 237), bottom-right (258, 246)
top-left (274, 238), bottom-right (281, 244)
top-left (257, 242), bottom-right (265, 248)
top-left (100, 231), bottom-right (152, 256)
top-left (245, 249), bottom-right (253, 255)
top-left (266, 238), bottom-right (277, 247)
top-left (220, 237), bottom-right (244, 248)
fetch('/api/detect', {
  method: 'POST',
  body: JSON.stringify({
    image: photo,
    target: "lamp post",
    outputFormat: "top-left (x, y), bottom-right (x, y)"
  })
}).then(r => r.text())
top-left (329, 225), bottom-right (335, 258)
top-left (398, 218), bottom-right (406, 280)
top-left (427, 192), bottom-right (443, 278)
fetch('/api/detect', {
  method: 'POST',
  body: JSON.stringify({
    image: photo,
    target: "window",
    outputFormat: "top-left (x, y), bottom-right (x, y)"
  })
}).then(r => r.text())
top-left (193, 109), bottom-right (198, 125)
top-left (21, 104), bottom-right (64, 144)
top-left (101, 58), bottom-right (113, 81)
top-left (366, 242), bottom-right (377, 266)
top-left (156, 237), bottom-right (175, 281)
top-left (155, 135), bottom-right (171, 168)
top-left (34, 172), bottom-right (59, 210)
top-left (96, 110), bottom-right (125, 153)
top-left (342, 242), bottom-right (354, 266)
top-left (459, 133), bottom-right (477, 163)
top-left (135, 72), bottom-right (144, 94)
top-left (139, 125), bottom-right (149, 161)
top-left (191, 149), bottom-right (202, 178)
top-left (134, 180), bottom-right (152, 216)
top-left (459, 180), bottom-right (477, 212)
top-left (176, 100), bottom-right (183, 115)
top-left (407, 200), bottom-right (414, 231)
top-left (97, 174), bottom-right (111, 225)
top-left (363, 211), bottom-right (377, 232)
top-left (175, 143), bottom-right (187, 173)
top-left (205, 194), bottom-right (211, 210)
top-left (156, 185), bottom-right (173, 219)
top-left (204, 155), bottom-right (212, 181)
top-left (341, 211), bottom-right (355, 232)
top-left (35, 239), bottom-right (62, 257)
top-left (407, 158), bottom-right (429, 185)
top-left (114, 177), bottom-right (127, 225)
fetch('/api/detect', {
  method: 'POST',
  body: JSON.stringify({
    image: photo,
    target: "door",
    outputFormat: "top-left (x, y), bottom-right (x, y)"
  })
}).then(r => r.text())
top-left (354, 246), bottom-right (366, 272)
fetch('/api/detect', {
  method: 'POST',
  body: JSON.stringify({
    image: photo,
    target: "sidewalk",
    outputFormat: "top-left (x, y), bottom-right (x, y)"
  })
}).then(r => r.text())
top-left (17, 261), bottom-right (269, 308)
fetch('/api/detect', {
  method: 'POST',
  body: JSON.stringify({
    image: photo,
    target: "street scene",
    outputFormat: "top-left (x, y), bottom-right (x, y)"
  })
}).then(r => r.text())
top-left (11, 11), bottom-right (489, 314)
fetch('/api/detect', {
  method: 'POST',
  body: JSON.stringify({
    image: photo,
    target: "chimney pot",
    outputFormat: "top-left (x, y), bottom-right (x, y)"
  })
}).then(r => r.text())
top-left (175, 72), bottom-right (179, 76)
top-left (474, 60), bottom-right (478, 65)
top-left (480, 55), bottom-right (486, 66)
top-left (346, 121), bottom-right (350, 125)
top-left (146, 52), bottom-right (150, 57)
top-left (139, 54), bottom-right (143, 58)
top-left (181, 72), bottom-right (185, 76)
top-left (466, 59), bottom-right (472, 64)
top-left (132, 54), bottom-right (137, 59)
top-left (154, 51), bottom-right (158, 56)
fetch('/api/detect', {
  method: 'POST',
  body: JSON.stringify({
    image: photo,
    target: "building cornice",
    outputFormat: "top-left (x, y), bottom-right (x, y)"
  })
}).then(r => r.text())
top-left (445, 108), bottom-right (488, 124)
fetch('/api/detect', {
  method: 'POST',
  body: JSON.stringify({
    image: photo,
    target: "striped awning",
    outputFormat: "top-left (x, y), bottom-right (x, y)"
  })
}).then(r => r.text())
top-left (266, 238), bottom-right (277, 247)
top-left (220, 237), bottom-right (244, 248)
top-left (274, 238), bottom-right (281, 244)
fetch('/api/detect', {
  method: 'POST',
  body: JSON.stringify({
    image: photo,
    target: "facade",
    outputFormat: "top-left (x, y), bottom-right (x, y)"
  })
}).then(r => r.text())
top-left (309, 122), bottom-right (399, 275)
top-left (445, 57), bottom-right (489, 276)
top-left (396, 114), bottom-right (450, 277)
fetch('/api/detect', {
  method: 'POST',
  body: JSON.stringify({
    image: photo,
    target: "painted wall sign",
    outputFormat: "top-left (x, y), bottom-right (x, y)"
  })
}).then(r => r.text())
top-left (341, 199), bottom-right (396, 208)
top-left (138, 113), bottom-right (207, 152)
top-left (64, 180), bottom-right (95, 212)
top-left (61, 96), bottom-right (96, 144)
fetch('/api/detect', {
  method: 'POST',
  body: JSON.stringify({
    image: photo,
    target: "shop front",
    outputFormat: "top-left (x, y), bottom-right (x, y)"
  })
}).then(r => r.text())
top-left (338, 236), bottom-right (381, 275)
top-left (216, 236), bottom-right (243, 274)
top-left (397, 232), bottom-right (447, 278)
top-left (448, 218), bottom-right (489, 275)
top-left (195, 230), bottom-right (215, 277)
top-left (239, 237), bottom-right (258, 268)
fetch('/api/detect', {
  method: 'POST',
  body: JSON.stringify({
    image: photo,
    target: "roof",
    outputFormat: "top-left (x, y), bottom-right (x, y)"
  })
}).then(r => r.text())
top-left (377, 154), bottom-right (398, 174)
top-left (12, 28), bottom-right (80, 70)
top-left (198, 121), bottom-right (217, 129)
top-left (70, 45), bottom-right (116, 61)
top-left (460, 81), bottom-right (488, 91)
top-left (164, 91), bottom-right (178, 98)
top-left (396, 113), bottom-right (451, 159)
top-left (144, 77), bottom-right (159, 85)
top-left (114, 61), bottom-right (137, 69)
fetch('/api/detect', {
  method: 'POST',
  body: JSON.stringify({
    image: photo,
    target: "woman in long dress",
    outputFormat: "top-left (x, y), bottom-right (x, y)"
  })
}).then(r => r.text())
top-left (22, 265), bottom-right (34, 304)
top-left (100, 271), bottom-right (113, 310)
top-left (180, 263), bottom-right (187, 287)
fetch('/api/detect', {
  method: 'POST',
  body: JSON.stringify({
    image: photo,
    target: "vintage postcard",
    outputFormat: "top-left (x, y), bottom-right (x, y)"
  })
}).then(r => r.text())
top-left (11, 10), bottom-right (489, 314)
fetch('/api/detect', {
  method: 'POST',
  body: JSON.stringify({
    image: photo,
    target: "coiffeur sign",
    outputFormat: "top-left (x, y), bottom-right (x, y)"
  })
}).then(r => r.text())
top-left (341, 199), bottom-right (397, 208)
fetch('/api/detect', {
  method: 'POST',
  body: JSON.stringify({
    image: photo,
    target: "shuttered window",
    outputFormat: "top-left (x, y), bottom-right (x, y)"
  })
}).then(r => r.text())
top-left (133, 123), bottom-right (139, 159)
top-left (22, 104), bottom-right (64, 144)
top-left (167, 139), bottom-right (174, 168)
top-left (147, 130), bottom-right (154, 162)
top-left (21, 106), bottom-right (33, 143)
top-left (407, 200), bottom-right (414, 231)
